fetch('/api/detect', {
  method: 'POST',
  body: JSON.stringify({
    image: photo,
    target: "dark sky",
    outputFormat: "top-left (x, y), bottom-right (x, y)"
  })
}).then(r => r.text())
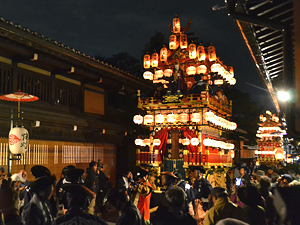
top-left (0, 0), bottom-right (275, 112)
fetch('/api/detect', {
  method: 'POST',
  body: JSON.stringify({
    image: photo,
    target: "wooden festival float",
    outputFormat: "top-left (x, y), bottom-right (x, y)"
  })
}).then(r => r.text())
top-left (133, 16), bottom-right (237, 178)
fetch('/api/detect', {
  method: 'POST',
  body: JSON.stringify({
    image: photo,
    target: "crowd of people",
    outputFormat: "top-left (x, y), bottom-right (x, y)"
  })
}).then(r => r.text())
top-left (0, 160), bottom-right (300, 225)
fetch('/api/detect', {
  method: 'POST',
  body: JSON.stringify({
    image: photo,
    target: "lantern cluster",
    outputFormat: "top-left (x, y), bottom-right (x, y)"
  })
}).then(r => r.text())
top-left (204, 111), bottom-right (237, 130)
top-left (203, 138), bottom-right (234, 150)
top-left (135, 138), bottom-right (161, 146)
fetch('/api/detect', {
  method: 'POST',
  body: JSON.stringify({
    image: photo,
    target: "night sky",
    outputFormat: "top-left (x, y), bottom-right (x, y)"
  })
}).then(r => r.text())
top-left (0, 0), bottom-right (276, 112)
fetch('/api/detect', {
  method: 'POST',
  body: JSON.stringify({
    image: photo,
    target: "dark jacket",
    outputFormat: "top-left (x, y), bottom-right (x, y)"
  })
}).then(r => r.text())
top-left (193, 177), bottom-right (213, 199)
top-left (85, 168), bottom-right (99, 193)
top-left (117, 202), bottom-right (145, 225)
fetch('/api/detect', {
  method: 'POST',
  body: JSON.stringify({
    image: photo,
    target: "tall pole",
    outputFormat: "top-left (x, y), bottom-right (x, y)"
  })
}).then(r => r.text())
top-left (8, 109), bottom-right (13, 176)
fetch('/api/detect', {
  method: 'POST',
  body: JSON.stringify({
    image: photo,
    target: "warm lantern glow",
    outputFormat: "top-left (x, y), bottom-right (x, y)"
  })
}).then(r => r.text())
top-left (208, 45), bottom-right (216, 61)
top-left (144, 115), bottom-right (154, 124)
top-left (160, 46), bottom-right (168, 62)
top-left (189, 43), bottom-right (197, 59)
top-left (169, 35), bottom-right (177, 50)
top-left (155, 114), bottom-right (165, 123)
top-left (180, 33), bottom-right (187, 49)
top-left (191, 113), bottom-right (201, 123)
top-left (186, 66), bottom-right (197, 75)
top-left (211, 63), bottom-right (222, 73)
top-left (164, 69), bottom-right (173, 77)
top-left (133, 115), bottom-right (143, 124)
top-left (9, 127), bottom-right (29, 155)
top-left (151, 53), bottom-right (159, 67)
top-left (197, 45), bottom-right (206, 61)
top-left (143, 71), bottom-right (153, 80)
top-left (228, 66), bottom-right (234, 77)
top-left (135, 138), bottom-right (143, 146)
top-left (167, 114), bottom-right (176, 123)
top-left (181, 138), bottom-right (190, 146)
top-left (143, 54), bottom-right (151, 69)
top-left (143, 139), bottom-right (151, 146)
top-left (230, 150), bottom-right (235, 158)
top-left (214, 79), bottom-right (224, 85)
top-left (197, 65), bottom-right (207, 74)
top-left (153, 139), bottom-right (161, 146)
top-left (274, 148), bottom-right (285, 160)
top-left (178, 113), bottom-right (189, 123)
top-left (229, 77), bottom-right (236, 85)
top-left (173, 17), bottom-right (181, 33)
top-left (191, 138), bottom-right (200, 146)
top-left (155, 70), bottom-right (164, 79)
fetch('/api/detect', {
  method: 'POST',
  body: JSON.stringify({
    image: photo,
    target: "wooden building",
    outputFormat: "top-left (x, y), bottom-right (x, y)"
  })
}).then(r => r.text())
top-left (0, 17), bottom-right (154, 183)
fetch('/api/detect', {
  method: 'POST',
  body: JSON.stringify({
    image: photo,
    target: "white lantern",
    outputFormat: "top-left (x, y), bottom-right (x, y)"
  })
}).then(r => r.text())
top-left (9, 127), bottom-right (29, 155)
top-left (211, 63), bottom-right (222, 73)
top-left (153, 139), bottom-right (161, 146)
top-left (143, 71), bottom-right (153, 80)
top-left (135, 138), bottom-right (143, 146)
top-left (155, 114), bottom-right (165, 123)
top-left (191, 138), bottom-right (199, 146)
top-left (133, 115), bottom-right (143, 124)
top-left (155, 70), bottom-right (164, 79)
top-left (164, 69), bottom-right (173, 77)
top-left (178, 113), bottom-right (189, 123)
top-left (191, 113), bottom-right (201, 123)
top-left (181, 138), bottom-right (190, 146)
top-left (196, 65), bottom-right (207, 74)
top-left (167, 114), bottom-right (176, 123)
top-left (143, 139), bottom-right (151, 146)
top-left (144, 115), bottom-right (154, 125)
top-left (186, 66), bottom-right (196, 75)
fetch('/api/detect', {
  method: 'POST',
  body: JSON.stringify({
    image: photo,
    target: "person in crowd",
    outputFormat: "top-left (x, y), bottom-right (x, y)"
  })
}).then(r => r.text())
top-left (225, 169), bottom-right (234, 195)
top-left (22, 175), bottom-right (56, 225)
top-left (204, 187), bottom-right (246, 225)
top-left (85, 161), bottom-right (99, 215)
top-left (265, 167), bottom-right (275, 179)
top-left (0, 166), bottom-right (7, 186)
top-left (154, 82), bottom-right (167, 101)
top-left (18, 170), bottom-right (30, 187)
top-left (118, 171), bottom-right (134, 195)
top-left (53, 184), bottom-right (107, 225)
top-left (232, 164), bottom-right (241, 180)
top-left (152, 186), bottom-right (197, 225)
top-left (276, 163), bottom-right (286, 175)
top-left (237, 185), bottom-right (266, 225)
top-left (160, 171), bottom-right (177, 191)
top-left (239, 167), bottom-right (250, 184)
top-left (254, 170), bottom-right (265, 183)
top-left (10, 173), bottom-right (26, 211)
top-left (56, 165), bottom-right (76, 206)
top-left (174, 171), bottom-right (195, 215)
top-left (277, 174), bottom-right (293, 187)
top-left (107, 187), bottom-right (144, 225)
top-left (133, 169), bottom-right (152, 225)
top-left (193, 169), bottom-right (213, 211)
top-left (230, 184), bottom-right (245, 208)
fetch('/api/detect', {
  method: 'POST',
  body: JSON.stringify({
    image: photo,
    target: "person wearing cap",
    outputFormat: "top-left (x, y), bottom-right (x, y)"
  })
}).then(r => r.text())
top-left (254, 170), bottom-right (265, 182)
top-left (108, 187), bottom-right (143, 225)
top-left (193, 169), bottom-right (213, 211)
top-left (277, 174), bottom-right (293, 187)
top-left (53, 184), bottom-right (107, 225)
top-left (133, 169), bottom-right (152, 225)
top-left (161, 171), bottom-right (177, 191)
top-left (22, 175), bottom-right (56, 225)
top-left (152, 186), bottom-right (197, 225)
top-left (10, 173), bottom-right (26, 211)
top-left (204, 187), bottom-right (246, 225)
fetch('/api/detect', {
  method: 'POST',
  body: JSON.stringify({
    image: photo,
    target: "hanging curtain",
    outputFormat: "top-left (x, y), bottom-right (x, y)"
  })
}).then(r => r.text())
top-left (183, 128), bottom-right (198, 153)
top-left (154, 129), bottom-right (169, 158)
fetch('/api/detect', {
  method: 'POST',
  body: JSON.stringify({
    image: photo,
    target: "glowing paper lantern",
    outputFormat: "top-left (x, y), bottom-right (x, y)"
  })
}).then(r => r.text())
top-left (214, 79), bottom-right (223, 85)
top-left (164, 69), bottom-right (173, 77)
top-left (143, 139), bottom-right (151, 146)
top-left (211, 63), bottom-right (222, 73)
top-left (178, 113), bottom-right (189, 123)
top-left (227, 66), bottom-right (234, 77)
top-left (274, 148), bottom-right (285, 160)
top-left (133, 115), bottom-right (143, 124)
top-left (143, 54), bottom-right (151, 69)
top-left (169, 34), bottom-right (177, 50)
top-left (155, 70), bottom-right (164, 79)
top-left (230, 150), bottom-right (235, 158)
top-left (229, 77), bottom-right (236, 85)
top-left (197, 45), bottom-right (206, 61)
top-left (191, 113), bottom-right (201, 123)
top-left (155, 114), bottom-right (165, 123)
top-left (189, 43), bottom-right (197, 59)
top-left (208, 45), bottom-right (216, 61)
top-left (180, 33), bottom-right (187, 49)
top-left (151, 53), bottom-right (159, 67)
top-left (9, 127), bottom-right (29, 155)
top-left (153, 139), bottom-right (161, 146)
top-left (173, 17), bottom-right (181, 33)
top-left (191, 138), bottom-right (199, 146)
top-left (181, 138), bottom-right (190, 146)
top-left (144, 115), bottom-right (154, 125)
top-left (197, 65), bottom-right (207, 74)
top-left (135, 138), bottom-right (143, 146)
top-left (167, 114), bottom-right (176, 123)
top-left (143, 71), bottom-right (153, 80)
top-left (160, 46), bottom-right (168, 62)
top-left (186, 66), bottom-right (196, 75)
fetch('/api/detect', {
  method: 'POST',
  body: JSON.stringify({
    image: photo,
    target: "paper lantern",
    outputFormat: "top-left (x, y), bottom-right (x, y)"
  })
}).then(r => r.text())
top-left (135, 138), bottom-right (143, 146)
top-left (186, 66), bottom-right (196, 75)
top-left (208, 45), bottom-right (216, 61)
top-left (197, 65), bottom-right (207, 74)
top-left (230, 150), bottom-right (235, 158)
top-left (275, 148), bottom-right (285, 160)
top-left (143, 54), bottom-right (151, 69)
top-left (191, 138), bottom-right (199, 146)
top-left (153, 139), bottom-right (161, 146)
top-left (191, 113), bottom-right (201, 123)
top-left (173, 17), bottom-right (181, 33)
top-left (169, 34), bottom-right (177, 50)
top-left (189, 43), bottom-right (197, 59)
top-left (197, 45), bottom-right (206, 61)
top-left (181, 138), bottom-right (190, 146)
top-left (160, 46), bottom-right (168, 62)
top-left (180, 33), bottom-right (187, 49)
top-left (151, 53), bottom-right (159, 67)
top-left (211, 63), bottom-right (222, 73)
top-left (155, 70), bottom-right (164, 79)
top-left (143, 139), bottom-right (151, 146)
top-left (164, 69), bottom-right (173, 77)
top-left (229, 77), bottom-right (236, 85)
top-left (144, 115), bottom-right (154, 124)
top-left (155, 114), bottom-right (165, 123)
top-left (133, 115), bottom-right (143, 124)
top-left (214, 79), bottom-right (223, 85)
top-left (227, 66), bottom-right (234, 77)
top-left (143, 71), bottom-right (153, 80)
top-left (178, 113), bottom-right (189, 123)
top-left (167, 114), bottom-right (176, 123)
top-left (9, 127), bottom-right (29, 155)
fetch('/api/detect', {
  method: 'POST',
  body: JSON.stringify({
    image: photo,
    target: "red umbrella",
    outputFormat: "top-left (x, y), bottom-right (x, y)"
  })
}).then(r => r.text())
top-left (0, 90), bottom-right (39, 118)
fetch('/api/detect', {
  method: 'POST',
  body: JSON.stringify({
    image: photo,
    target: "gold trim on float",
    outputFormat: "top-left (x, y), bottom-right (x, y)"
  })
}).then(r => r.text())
top-left (55, 75), bottom-right (81, 85)
top-left (0, 56), bottom-right (12, 65)
top-left (18, 63), bottom-right (51, 76)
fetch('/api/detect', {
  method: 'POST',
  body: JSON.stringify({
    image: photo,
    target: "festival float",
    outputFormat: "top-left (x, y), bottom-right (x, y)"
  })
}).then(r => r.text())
top-left (133, 16), bottom-right (237, 178)
top-left (255, 110), bottom-right (286, 164)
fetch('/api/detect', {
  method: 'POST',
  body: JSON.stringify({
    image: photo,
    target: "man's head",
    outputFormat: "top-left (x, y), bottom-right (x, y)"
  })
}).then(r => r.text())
top-left (165, 186), bottom-right (185, 210)
top-left (89, 161), bottom-right (98, 172)
top-left (239, 167), bottom-right (245, 175)
top-left (0, 166), bottom-right (4, 176)
top-left (211, 187), bottom-right (228, 204)
top-left (278, 164), bottom-right (283, 169)
top-left (30, 175), bottom-right (56, 201)
top-left (267, 167), bottom-right (274, 174)
top-left (255, 170), bottom-right (265, 181)
top-left (19, 170), bottom-right (27, 180)
top-left (278, 174), bottom-right (293, 187)
top-left (194, 170), bottom-right (202, 179)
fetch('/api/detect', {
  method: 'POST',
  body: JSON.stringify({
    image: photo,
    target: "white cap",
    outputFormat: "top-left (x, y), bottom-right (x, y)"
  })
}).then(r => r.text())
top-left (11, 173), bottom-right (26, 183)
